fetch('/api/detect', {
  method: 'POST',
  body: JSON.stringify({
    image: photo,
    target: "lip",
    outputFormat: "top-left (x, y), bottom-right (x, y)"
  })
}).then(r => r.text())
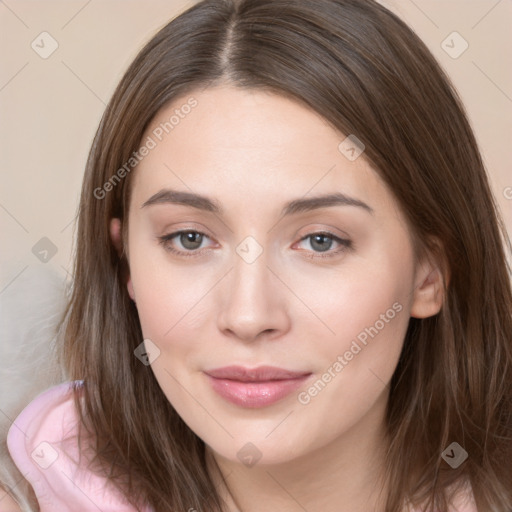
top-left (204, 365), bottom-right (312, 408)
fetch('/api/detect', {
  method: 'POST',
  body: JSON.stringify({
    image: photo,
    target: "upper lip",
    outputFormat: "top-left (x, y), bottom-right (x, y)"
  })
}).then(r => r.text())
top-left (204, 365), bottom-right (311, 382)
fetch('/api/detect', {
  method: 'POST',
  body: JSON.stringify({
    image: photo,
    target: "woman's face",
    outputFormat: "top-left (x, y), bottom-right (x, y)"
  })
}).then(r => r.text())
top-left (115, 85), bottom-right (441, 467)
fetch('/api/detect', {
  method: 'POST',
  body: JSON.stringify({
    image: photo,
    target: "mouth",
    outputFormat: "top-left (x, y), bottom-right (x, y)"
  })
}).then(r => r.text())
top-left (204, 365), bottom-right (313, 408)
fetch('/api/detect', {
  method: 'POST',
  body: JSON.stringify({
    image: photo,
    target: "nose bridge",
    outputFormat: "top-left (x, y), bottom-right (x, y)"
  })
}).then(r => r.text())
top-left (216, 234), bottom-right (288, 341)
top-left (230, 234), bottom-right (274, 312)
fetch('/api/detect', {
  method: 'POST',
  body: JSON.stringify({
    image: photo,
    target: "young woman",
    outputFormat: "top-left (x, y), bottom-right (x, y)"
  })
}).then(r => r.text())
top-left (4, 0), bottom-right (512, 510)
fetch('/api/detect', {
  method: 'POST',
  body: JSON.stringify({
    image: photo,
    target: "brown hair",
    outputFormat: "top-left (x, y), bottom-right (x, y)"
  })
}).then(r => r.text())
top-left (58, 0), bottom-right (512, 510)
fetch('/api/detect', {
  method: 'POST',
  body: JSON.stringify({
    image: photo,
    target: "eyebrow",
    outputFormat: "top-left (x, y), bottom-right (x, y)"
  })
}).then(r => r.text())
top-left (141, 188), bottom-right (374, 216)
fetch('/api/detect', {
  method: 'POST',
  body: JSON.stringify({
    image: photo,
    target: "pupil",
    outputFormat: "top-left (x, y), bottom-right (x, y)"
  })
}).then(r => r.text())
top-left (182, 232), bottom-right (201, 249)
top-left (312, 234), bottom-right (331, 252)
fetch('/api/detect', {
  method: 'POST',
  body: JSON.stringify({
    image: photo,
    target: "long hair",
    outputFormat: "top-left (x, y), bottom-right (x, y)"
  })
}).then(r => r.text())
top-left (58, 0), bottom-right (512, 510)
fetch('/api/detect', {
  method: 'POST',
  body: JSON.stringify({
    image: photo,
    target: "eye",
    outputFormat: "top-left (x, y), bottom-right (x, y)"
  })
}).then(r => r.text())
top-left (294, 231), bottom-right (352, 259)
top-left (158, 230), bottom-right (213, 258)
top-left (158, 229), bottom-right (352, 260)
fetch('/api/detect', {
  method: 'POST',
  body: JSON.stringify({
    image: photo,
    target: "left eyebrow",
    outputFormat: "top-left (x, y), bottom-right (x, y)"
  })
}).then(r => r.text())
top-left (140, 188), bottom-right (374, 216)
top-left (282, 192), bottom-right (374, 216)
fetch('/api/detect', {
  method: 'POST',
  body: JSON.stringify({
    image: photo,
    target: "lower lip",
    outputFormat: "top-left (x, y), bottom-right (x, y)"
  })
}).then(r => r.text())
top-left (206, 374), bottom-right (311, 408)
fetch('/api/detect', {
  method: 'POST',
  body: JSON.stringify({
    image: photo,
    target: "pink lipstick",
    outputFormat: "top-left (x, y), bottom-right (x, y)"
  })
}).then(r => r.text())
top-left (204, 365), bottom-right (312, 408)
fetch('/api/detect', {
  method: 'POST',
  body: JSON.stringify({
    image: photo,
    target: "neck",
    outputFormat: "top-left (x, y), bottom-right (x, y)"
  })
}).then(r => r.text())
top-left (206, 390), bottom-right (391, 512)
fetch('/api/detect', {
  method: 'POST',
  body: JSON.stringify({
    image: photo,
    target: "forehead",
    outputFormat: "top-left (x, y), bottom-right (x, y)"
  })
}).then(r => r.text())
top-left (129, 85), bottom-right (393, 217)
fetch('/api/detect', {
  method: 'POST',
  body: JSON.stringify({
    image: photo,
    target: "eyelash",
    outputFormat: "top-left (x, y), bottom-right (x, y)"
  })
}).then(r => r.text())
top-left (157, 230), bottom-right (352, 260)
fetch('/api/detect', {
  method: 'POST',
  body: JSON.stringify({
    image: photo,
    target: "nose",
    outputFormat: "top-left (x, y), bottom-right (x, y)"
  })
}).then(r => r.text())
top-left (216, 244), bottom-right (290, 343)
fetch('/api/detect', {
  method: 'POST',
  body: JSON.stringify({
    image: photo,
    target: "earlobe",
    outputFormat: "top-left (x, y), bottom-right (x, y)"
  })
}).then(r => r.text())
top-left (109, 217), bottom-right (136, 303)
top-left (127, 277), bottom-right (136, 303)
top-left (410, 262), bottom-right (445, 319)
top-left (109, 218), bottom-right (123, 257)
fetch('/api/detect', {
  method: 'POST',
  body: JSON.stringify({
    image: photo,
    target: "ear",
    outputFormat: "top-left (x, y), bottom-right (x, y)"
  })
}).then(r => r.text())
top-left (410, 251), bottom-right (446, 319)
top-left (109, 218), bottom-right (136, 302)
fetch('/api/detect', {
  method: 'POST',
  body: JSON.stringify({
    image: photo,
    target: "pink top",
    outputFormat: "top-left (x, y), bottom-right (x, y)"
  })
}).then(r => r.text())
top-left (6, 380), bottom-right (153, 512)
top-left (7, 381), bottom-right (478, 512)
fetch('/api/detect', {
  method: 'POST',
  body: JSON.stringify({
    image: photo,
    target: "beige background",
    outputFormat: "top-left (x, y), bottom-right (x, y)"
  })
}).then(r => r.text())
top-left (0, 1), bottom-right (511, 410)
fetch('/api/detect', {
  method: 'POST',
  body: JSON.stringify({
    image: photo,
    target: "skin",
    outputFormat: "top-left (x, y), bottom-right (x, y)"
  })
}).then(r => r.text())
top-left (0, 487), bottom-right (22, 512)
top-left (110, 85), bottom-right (443, 512)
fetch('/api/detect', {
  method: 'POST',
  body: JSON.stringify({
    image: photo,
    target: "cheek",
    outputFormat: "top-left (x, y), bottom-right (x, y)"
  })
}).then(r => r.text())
top-left (129, 248), bottom-right (214, 351)
top-left (288, 254), bottom-right (413, 448)
top-left (291, 248), bottom-right (414, 361)
top-left (288, 244), bottom-right (414, 420)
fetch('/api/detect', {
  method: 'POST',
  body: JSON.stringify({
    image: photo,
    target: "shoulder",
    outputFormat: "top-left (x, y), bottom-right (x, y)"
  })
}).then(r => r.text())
top-left (6, 380), bottom-right (85, 486)
top-left (6, 381), bottom-right (153, 512)
top-left (7, 380), bottom-right (84, 447)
